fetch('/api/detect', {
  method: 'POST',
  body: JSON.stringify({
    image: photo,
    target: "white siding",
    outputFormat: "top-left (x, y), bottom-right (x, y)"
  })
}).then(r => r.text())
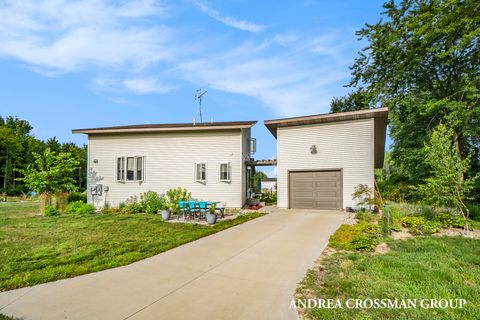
top-left (277, 119), bottom-right (374, 209)
top-left (87, 130), bottom-right (247, 208)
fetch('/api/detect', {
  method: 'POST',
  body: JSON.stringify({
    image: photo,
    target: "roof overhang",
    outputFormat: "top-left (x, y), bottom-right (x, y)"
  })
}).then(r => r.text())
top-left (264, 108), bottom-right (388, 168)
top-left (72, 121), bottom-right (257, 135)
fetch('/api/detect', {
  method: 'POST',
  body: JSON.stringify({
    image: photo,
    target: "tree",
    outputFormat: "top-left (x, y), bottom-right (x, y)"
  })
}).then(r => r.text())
top-left (18, 148), bottom-right (79, 212)
top-left (420, 124), bottom-right (478, 233)
top-left (330, 89), bottom-right (373, 113)
top-left (340, 0), bottom-right (480, 199)
top-left (252, 171), bottom-right (268, 192)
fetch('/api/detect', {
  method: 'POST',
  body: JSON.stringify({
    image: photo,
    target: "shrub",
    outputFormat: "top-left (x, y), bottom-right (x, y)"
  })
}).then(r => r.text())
top-left (139, 191), bottom-right (164, 214)
top-left (76, 203), bottom-right (96, 215)
top-left (435, 213), bottom-right (466, 229)
top-left (44, 205), bottom-right (59, 216)
top-left (121, 203), bottom-right (142, 214)
top-left (65, 202), bottom-right (96, 214)
top-left (68, 192), bottom-right (87, 203)
top-left (166, 187), bottom-right (191, 214)
top-left (65, 201), bottom-right (85, 214)
top-left (329, 222), bottom-right (378, 252)
top-left (401, 216), bottom-right (442, 233)
top-left (467, 204), bottom-right (480, 221)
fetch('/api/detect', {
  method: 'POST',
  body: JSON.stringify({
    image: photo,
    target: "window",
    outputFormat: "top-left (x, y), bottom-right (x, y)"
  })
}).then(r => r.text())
top-left (219, 162), bottom-right (231, 182)
top-left (116, 156), bottom-right (144, 182)
top-left (136, 157), bottom-right (143, 181)
top-left (195, 162), bottom-right (207, 182)
top-left (116, 157), bottom-right (125, 181)
top-left (126, 157), bottom-right (135, 181)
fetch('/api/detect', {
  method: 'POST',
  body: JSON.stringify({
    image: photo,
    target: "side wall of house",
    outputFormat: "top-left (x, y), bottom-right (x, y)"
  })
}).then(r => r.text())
top-left (87, 130), bottom-right (244, 208)
top-left (276, 118), bottom-right (374, 209)
top-left (240, 128), bottom-right (251, 206)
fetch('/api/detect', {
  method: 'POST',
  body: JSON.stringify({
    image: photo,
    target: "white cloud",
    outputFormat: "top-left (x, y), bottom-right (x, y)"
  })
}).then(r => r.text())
top-left (192, 0), bottom-right (264, 33)
top-left (0, 0), bottom-right (171, 73)
top-left (123, 78), bottom-right (177, 94)
top-left (176, 39), bottom-right (350, 117)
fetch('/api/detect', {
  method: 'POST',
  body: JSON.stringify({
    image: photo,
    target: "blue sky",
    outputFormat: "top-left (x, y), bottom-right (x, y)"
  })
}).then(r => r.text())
top-left (0, 0), bottom-right (387, 177)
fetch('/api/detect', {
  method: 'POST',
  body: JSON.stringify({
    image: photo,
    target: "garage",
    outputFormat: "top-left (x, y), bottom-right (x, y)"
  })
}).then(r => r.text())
top-left (265, 108), bottom-right (388, 210)
top-left (289, 170), bottom-right (342, 210)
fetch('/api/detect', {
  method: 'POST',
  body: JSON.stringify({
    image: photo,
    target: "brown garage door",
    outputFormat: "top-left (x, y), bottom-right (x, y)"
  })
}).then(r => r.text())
top-left (289, 170), bottom-right (342, 210)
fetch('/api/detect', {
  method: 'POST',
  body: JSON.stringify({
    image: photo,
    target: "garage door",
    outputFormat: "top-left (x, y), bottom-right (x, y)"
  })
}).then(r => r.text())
top-left (289, 170), bottom-right (342, 210)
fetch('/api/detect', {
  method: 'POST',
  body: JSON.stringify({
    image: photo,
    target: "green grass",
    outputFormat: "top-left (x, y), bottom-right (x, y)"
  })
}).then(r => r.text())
top-left (297, 237), bottom-right (480, 320)
top-left (0, 202), bottom-right (264, 291)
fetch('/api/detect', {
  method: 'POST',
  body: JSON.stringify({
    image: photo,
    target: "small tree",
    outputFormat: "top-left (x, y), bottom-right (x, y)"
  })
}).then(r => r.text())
top-left (18, 148), bottom-right (79, 213)
top-left (420, 124), bottom-right (478, 233)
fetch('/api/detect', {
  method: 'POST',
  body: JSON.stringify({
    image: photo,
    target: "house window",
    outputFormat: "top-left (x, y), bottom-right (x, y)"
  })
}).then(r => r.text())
top-left (136, 157), bottom-right (143, 181)
top-left (126, 157), bottom-right (135, 181)
top-left (116, 157), bottom-right (125, 181)
top-left (195, 163), bottom-right (207, 182)
top-left (116, 156), bottom-right (144, 182)
top-left (219, 162), bottom-right (231, 182)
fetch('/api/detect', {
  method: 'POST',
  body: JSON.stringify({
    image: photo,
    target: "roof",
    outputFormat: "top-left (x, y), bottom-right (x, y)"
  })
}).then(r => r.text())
top-left (72, 120), bottom-right (257, 134)
top-left (264, 108), bottom-right (388, 168)
top-left (261, 178), bottom-right (277, 182)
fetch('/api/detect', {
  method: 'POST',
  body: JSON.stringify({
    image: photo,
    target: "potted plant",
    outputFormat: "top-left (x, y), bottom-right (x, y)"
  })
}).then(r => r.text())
top-left (160, 196), bottom-right (171, 221)
top-left (206, 203), bottom-right (217, 225)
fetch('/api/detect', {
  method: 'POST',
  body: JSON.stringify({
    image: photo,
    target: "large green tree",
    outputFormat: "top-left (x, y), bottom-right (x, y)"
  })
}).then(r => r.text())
top-left (334, 0), bottom-right (480, 198)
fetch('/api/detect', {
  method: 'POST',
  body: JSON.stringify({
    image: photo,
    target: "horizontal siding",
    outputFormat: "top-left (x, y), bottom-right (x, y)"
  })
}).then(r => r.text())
top-left (277, 119), bottom-right (374, 209)
top-left (87, 130), bottom-right (244, 208)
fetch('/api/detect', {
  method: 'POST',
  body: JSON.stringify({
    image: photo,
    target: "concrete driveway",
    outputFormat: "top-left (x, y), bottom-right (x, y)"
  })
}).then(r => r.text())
top-left (0, 209), bottom-right (346, 320)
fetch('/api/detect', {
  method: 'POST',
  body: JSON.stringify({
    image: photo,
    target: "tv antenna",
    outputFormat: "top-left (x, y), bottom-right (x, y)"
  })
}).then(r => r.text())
top-left (195, 88), bottom-right (207, 123)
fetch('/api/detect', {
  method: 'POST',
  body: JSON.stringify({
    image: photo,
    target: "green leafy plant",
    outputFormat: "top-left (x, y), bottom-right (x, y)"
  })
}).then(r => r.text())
top-left (401, 216), bottom-right (442, 234)
top-left (329, 222), bottom-right (378, 252)
top-left (65, 201), bottom-right (95, 214)
top-left (68, 192), bottom-right (87, 203)
top-left (121, 203), bottom-right (142, 214)
top-left (77, 204), bottom-right (96, 215)
top-left (139, 191), bottom-right (163, 214)
top-left (65, 201), bottom-right (85, 214)
top-left (209, 203), bottom-right (216, 214)
top-left (44, 205), bottom-right (59, 217)
top-left (17, 148), bottom-right (80, 213)
top-left (418, 124), bottom-right (479, 233)
top-left (165, 187), bottom-right (191, 214)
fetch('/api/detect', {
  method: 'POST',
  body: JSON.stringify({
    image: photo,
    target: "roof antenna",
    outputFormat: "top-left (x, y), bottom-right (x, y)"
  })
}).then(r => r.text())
top-left (195, 87), bottom-right (207, 123)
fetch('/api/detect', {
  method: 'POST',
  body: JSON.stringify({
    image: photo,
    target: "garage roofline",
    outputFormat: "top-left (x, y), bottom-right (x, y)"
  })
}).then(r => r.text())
top-left (264, 108), bottom-right (388, 168)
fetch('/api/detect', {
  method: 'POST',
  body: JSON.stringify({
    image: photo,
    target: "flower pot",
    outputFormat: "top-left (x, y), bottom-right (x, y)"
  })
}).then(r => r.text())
top-left (206, 212), bottom-right (217, 225)
top-left (161, 209), bottom-right (171, 221)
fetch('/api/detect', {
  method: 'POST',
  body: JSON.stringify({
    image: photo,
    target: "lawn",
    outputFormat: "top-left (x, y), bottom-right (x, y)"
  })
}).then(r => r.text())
top-left (0, 202), bottom-right (264, 291)
top-left (296, 237), bottom-right (480, 320)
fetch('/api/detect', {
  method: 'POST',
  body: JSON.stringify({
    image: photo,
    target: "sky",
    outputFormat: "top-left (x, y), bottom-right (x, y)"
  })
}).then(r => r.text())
top-left (0, 0), bottom-right (388, 177)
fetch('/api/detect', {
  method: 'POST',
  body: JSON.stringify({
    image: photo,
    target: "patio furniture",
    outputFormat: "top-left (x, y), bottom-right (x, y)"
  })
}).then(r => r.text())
top-left (179, 201), bottom-right (192, 221)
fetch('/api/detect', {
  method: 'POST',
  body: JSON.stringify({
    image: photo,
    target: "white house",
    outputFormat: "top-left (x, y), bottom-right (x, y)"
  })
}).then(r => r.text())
top-left (73, 121), bottom-right (256, 208)
top-left (264, 108), bottom-right (388, 210)
top-left (261, 178), bottom-right (277, 192)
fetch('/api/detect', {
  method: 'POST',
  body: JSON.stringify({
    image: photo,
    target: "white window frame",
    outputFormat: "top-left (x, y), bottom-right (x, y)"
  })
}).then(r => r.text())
top-left (116, 156), bottom-right (144, 182)
top-left (218, 162), bottom-right (231, 182)
top-left (194, 162), bottom-right (207, 183)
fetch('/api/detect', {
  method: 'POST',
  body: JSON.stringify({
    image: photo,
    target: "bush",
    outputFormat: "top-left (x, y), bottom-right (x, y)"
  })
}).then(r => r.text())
top-left (434, 213), bottom-right (466, 229)
top-left (65, 201), bottom-right (85, 214)
top-left (68, 192), bottom-right (87, 203)
top-left (467, 204), bottom-right (480, 221)
top-left (401, 216), bottom-right (442, 234)
top-left (44, 205), bottom-right (59, 216)
top-left (329, 222), bottom-right (378, 252)
top-left (77, 204), bottom-right (96, 215)
top-left (65, 201), bottom-right (96, 214)
top-left (139, 191), bottom-right (164, 214)
top-left (121, 202), bottom-right (142, 214)
top-left (166, 187), bottom-right (191, 214)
